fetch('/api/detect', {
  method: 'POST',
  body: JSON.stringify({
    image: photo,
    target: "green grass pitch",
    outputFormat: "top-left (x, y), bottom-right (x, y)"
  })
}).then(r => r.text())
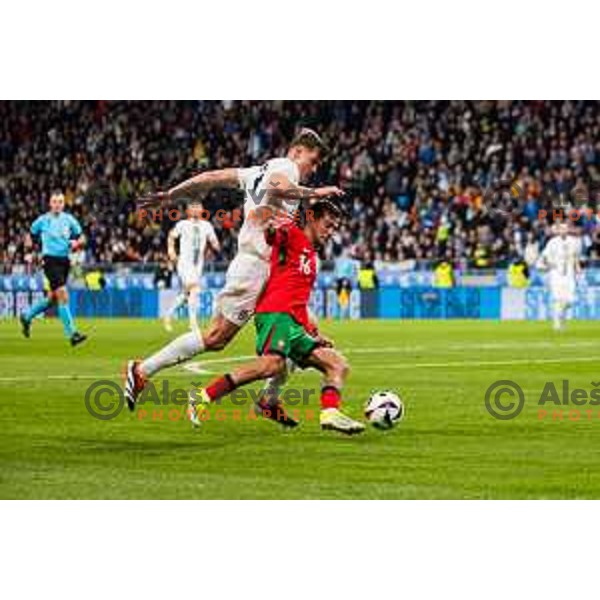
top-left (1, 317), bottom-right (600, 499)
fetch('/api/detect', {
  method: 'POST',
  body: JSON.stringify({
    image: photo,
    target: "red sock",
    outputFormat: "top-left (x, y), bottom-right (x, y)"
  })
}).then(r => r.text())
top-left (320, 386), bottom-right (341, 410)
top-left (205, 374), bottom-right (236, 402)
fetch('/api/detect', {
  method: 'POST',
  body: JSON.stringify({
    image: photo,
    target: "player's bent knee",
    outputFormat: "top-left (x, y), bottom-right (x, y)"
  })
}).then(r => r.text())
top-left (261, 354), bottom-right (286, 378)
top-left (203, 328), bottom-right (225, 351)
top-left (341, 357), bottom-right (350, 378)
top-left (55, 288), bottom-right (68, 303)
top-left (202, 322), bottom-right (225, 350)
top-left (203, 316), bottom-right (239, 351)
top-left (331, 354), bottom-right (350, 379)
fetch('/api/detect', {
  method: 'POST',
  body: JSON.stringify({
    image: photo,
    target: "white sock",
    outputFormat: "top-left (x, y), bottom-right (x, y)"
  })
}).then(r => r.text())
top-left (141, 330), bottom-right (204, 377)
top-left (168, 293), bottom-right (187, 318)
top-left (553, 302), bottom-right (562, 329)
top-left (188, 293), bottom-right (199, 333)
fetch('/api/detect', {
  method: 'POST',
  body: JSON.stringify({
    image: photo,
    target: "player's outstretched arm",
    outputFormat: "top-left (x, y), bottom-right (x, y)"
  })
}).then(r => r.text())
top-left (137, 168), bottom-right (240, 208)
top-left (167, 229), bottom-right (178, 264)
top-left (266, 172), bottom-right (344, 203)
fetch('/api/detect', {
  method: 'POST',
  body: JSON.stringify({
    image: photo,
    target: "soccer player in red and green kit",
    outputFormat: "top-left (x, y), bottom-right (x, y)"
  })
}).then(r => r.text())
top-left (189, 199), bottom-right (365, 435)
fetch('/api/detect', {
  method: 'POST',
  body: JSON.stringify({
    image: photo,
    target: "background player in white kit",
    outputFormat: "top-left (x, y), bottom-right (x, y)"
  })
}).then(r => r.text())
top-left (125, 129), bottom-right (343, 419)
top-left (537, 222), bottom-right (582, 331)
top-left (164, 202), bottom-right (220, 333)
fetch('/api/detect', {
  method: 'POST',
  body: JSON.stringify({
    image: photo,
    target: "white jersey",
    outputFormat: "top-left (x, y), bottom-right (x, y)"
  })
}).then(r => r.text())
top-left (540, 235), bottom-right (581, 280)
top-left (236, 157), bottom-right (300, 259)
top-left (172, 218), bottom-right (218, 270)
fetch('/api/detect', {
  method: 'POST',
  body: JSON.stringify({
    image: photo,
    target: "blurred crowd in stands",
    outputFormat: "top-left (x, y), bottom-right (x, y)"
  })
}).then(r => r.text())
top-left (2, 100), bottom-right (600, 275)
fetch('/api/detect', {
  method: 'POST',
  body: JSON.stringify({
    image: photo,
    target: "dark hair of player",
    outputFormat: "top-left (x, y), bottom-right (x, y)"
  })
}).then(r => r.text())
top-left (290, 128), bottom-right (330, 158)
top-left (312, 198), bottom-right (344, 221)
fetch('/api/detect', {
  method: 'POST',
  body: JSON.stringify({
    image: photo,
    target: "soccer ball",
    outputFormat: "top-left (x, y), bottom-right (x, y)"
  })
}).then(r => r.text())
top-left (365, 391), bottom-right (404, 429)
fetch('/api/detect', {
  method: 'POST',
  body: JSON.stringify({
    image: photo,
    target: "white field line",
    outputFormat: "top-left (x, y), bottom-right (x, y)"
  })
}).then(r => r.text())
top-left (184, 339), bottom-right (600, 369)
top-left (182, 354), bottom-right (600, 372)
top-left (1, 348), bottom-right (598, 383)
top-left (0, 374), bottom-right (106, 382)
top-left (345, 340), bottom-right (600, 353)
top-left (365, 356), bottom-right (600, 369)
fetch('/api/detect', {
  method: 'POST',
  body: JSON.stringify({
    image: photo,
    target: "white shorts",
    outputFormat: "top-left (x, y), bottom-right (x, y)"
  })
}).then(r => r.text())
top-left (550, 275), bottom-right (576, 305)
top-left (216, 252), bottom-right (269, 326)
top-left (177, 262), bottom-right (203, 288)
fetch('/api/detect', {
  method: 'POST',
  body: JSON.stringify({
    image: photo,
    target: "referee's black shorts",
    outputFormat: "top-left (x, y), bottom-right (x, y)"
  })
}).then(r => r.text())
top-left (43, 256), bottom-right (71, 291)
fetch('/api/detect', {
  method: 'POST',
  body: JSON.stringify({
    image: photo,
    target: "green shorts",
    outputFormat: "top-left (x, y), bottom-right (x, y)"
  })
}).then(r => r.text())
top-left (254, 312), bottom-right (319, 366)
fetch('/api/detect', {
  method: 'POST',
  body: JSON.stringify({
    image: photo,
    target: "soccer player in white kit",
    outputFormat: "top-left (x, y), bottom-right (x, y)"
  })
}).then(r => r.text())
top-left (537, 222), bottom-right (582, 331)
top-left (125, 129), bottom-right (343, 420)
top-left (163, 202), bottom-right (220, 333)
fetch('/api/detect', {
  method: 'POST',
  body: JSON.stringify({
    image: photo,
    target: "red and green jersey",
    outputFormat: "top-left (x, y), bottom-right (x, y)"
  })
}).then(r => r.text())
top-left (255, 220), bottom-right (317, 331)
